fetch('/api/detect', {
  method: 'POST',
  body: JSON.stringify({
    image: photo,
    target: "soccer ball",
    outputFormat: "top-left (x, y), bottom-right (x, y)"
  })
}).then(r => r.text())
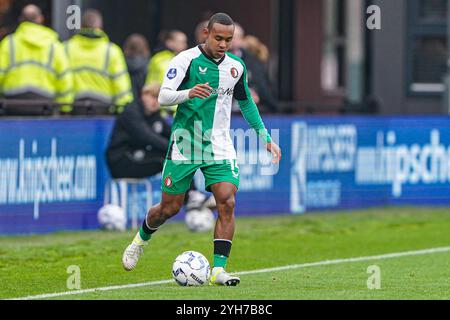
top-left (97, 204), bottom-right (127, 231)
top-left (185, 207), bottom-right (215, 232)
top-left (172, 251), bottom-right (211, 286)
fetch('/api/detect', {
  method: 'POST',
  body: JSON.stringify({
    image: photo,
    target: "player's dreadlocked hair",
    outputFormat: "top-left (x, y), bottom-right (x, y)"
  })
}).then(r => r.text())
top-left (207, 13), bottom-right (235, 31)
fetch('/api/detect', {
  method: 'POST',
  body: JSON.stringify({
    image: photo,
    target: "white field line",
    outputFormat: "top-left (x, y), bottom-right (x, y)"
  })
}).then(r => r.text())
top-left (8, 246), bottom-right (450, 300)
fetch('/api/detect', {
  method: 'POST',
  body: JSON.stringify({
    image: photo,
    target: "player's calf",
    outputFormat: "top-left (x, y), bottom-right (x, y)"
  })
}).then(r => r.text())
top-left (122, 193), bottom-right (185, 271)
top-left (122, 217), bottom-right (159, 271)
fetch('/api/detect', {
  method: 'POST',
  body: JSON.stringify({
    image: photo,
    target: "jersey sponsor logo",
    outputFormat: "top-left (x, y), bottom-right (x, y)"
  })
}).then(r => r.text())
top-left (230, 67), bottom-right (239, 79)
top-left (199, 66), bottom-right (208, 74)
top-left (210, 87), bottom-right (234, 96)
top-left (164, 176), bottom-right (173, 188)
top-left (167, 68), bottom-right (177, 79)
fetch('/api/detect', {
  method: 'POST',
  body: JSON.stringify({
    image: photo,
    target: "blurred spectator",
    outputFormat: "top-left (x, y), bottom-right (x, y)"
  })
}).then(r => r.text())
top-left (146, 30), bottom-right (188, 85)
top-left (0, 0), bottom-right (13, 39)
top-left (194, 20), bottom-right (208, 44)
top-left (145, 30), bottom-right (188, 117)
top-left (65, 9), bottom-right (133, 115)
top-left (230, 24), bottom-right (278, 113)
top-left (0, 4), bottom-right (73, 116)
top-left (106, 83), bottom-right (171, 179)
top-left (123, 33), bottom-right (151, 102)
top-left (243, 35), bottom-right (269, 65)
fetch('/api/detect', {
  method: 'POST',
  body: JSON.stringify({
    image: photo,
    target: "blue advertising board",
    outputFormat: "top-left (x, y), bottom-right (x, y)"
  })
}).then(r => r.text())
top-left (1, 115), bottom-right (450, 234)
top-left (288, 116), bottom-right (450, 213)
top-left (0, 119), bottom-right (113, 234)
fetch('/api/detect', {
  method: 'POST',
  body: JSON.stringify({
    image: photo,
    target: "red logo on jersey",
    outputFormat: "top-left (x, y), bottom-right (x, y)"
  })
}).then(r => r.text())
top-left (230, 67), bottom-right (239, 79)
top-left (164, 176), bottom-right (173, 188)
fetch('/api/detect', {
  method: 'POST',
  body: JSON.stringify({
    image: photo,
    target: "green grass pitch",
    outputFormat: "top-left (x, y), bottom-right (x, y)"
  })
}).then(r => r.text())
top-left (1, 207), bottom-right (449, 300)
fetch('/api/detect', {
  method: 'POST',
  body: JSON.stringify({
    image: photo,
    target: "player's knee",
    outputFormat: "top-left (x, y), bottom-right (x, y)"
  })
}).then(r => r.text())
top-left (218, 196), bottom-right (235, 212)
top-left (161, 202), bottom-right (182, 219)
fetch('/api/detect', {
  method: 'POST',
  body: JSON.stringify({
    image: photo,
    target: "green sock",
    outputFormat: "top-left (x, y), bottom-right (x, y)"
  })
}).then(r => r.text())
top-left (213, 254), bottom-right (228, 269)
top-left (139, 227), bottom-right (152, 241)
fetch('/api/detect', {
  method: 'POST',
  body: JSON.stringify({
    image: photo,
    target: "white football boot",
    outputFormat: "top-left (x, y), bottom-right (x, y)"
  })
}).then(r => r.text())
top-left (122, 235), bottom-right (146, 271)
top-left (203, 194), bottom-right (217, 210)
top-left (210, 267), bottom-right (240, 286)
top-left (185, 190), bottom-right (207, 211)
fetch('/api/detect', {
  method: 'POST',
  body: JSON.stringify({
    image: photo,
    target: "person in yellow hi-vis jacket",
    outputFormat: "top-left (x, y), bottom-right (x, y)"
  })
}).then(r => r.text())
top-left (0, 4), bottom-right (73, 116)
top-left (65, 9), bottom-right (133, 115)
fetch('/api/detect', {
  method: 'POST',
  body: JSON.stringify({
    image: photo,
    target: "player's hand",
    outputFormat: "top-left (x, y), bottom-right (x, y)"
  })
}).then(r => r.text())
top-left (266, 142), bottom-right (282, 164)
top-left (189, 83), bottom-right (212, 99)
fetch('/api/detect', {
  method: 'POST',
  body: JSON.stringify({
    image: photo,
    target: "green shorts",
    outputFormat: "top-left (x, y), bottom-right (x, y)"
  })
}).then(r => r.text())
top-left (161, 159), bottom-right (240, 195)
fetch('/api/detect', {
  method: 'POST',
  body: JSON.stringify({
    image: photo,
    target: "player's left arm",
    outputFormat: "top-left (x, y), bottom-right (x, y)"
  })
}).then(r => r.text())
top-left (234, 63), bottom-right (281, 164)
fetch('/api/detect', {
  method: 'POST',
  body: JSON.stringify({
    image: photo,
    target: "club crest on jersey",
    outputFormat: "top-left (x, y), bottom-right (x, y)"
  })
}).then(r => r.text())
top-left (199, 66), bottom-right (208, 74)
top-left (167, 68), bottom-right (177, 79)
top-left (164, 176), bottom-right (173, 188)
top-left (230, 67), bottom-right (239, 78)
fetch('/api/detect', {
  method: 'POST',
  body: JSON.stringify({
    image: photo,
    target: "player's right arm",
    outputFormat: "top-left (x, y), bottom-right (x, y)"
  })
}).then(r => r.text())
top-left (158, 53), bottom-right (212, 106)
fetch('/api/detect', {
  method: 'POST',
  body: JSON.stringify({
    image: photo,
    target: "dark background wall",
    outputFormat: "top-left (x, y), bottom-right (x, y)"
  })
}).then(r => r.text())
top-left (1, 0), bottom-right (446, 115)
top-left (160, 0), bottom-right (273, 49)
top-left (293, 0), bottom-right (343, 108)
top-left (87, 0), bottom-right (161, 49)
top-left (86, 0), bottom-right (274, 54)
top-left (371, 0), bottom-right (443, 114)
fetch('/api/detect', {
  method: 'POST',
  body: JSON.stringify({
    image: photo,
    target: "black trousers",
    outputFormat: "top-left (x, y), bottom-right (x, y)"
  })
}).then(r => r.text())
top-left (107, 156), bottom-right (164, 179)
top-left (1, 93), bottom-right (53, 116)
top-left (72, 99), bottom-right (112, 116)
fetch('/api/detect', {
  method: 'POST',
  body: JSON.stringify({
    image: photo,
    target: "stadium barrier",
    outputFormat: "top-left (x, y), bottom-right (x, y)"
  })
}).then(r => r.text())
top-left (1, 115), bottom-right (450, 234)
top-left (103, 177), bottom-right (154, 230)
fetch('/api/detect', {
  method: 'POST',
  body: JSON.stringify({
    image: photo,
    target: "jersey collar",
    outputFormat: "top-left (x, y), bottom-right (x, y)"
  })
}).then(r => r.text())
top-left (198, 45), bottom-right (226, 66)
